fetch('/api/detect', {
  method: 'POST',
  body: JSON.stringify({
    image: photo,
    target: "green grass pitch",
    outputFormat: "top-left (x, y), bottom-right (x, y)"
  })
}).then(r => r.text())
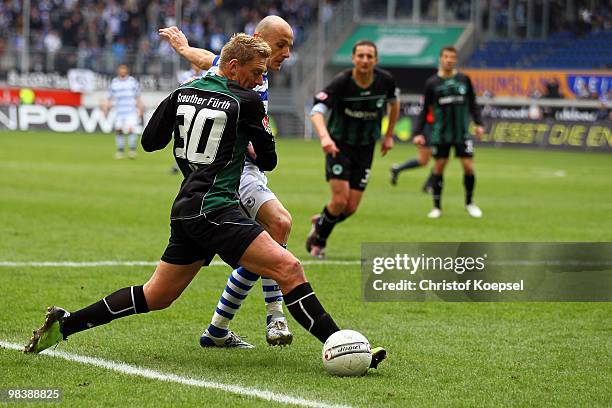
top-left (0, 131), bottom-right (610, 407)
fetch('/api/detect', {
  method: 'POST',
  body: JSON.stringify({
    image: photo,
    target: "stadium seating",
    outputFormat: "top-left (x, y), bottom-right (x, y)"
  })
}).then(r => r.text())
top-left (467, 30), bottom-right (612, 69)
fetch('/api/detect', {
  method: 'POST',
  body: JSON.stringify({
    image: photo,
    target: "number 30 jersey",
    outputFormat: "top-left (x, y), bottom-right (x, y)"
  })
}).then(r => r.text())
top-left (142, 74), bottom-right (277, 219)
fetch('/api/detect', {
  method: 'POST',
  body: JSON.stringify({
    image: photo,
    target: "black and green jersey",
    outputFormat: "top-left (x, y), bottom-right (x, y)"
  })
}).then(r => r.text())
top-left (313, 68), bottom-right (399, 146)
top-left (413, 72), bottom-right (483, 144)
top-left (142, 74), bottom-right (276, 219)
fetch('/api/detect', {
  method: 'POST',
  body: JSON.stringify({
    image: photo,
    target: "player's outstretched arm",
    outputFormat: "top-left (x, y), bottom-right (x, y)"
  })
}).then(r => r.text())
top-left (159, 26), bottom-right (216, 71)
top-left (311, 112), bottom-right (339, 157)
top-left (381, 99), bottom-right (400, 156)
top-left (412, 79), bottom-right (434, 140)
top-left (235, 87), bottom-right (277, 171)
top-left (141, 93), bottom-right (176, 152)
top-left (466, 75), bottom-right (484, 140)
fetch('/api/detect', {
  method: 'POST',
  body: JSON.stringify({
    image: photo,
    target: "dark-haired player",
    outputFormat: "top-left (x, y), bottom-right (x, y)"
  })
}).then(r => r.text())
top-left (307, 40), bottom-right (400, 258)
top-left (413, 46), bottom-right (484, 219)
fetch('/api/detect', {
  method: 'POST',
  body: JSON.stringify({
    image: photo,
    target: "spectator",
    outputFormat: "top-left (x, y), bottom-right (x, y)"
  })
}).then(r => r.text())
top-left (2, 0), bottom-right (320, 76)
top-left (543, 79), bottom-right (564, 99)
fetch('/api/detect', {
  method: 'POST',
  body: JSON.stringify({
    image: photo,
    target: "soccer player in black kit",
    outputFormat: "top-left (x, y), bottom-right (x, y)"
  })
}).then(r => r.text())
top-left (23, 33), bottom-right (387, 370)
top-left (413, 46), bottom-right (484, 219)
top-left (306, 40), bottom-right (400, 258)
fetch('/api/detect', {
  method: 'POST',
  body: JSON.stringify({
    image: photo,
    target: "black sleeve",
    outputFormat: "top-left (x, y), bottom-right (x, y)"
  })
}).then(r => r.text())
top-left (141, 92), bottom-right (177, 152)
top-left (239, 91), bottom-right (277, 171)
top-left (413, 78), bottom-right (435, 137)
top-left (380, 70), bottom-right (399, 101)
top-left (465, 75), bottom-right (483, 126)
top-left (312, 70), bottom-right (349, 108)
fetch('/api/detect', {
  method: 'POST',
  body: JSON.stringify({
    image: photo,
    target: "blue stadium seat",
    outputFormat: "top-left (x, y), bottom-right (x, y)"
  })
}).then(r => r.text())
top-left (466, 30), bottom-right (612, 69)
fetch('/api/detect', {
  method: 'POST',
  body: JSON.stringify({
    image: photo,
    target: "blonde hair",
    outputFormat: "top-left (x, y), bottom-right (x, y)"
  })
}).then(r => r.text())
top-left (219, 33), bottom-right (271, 68)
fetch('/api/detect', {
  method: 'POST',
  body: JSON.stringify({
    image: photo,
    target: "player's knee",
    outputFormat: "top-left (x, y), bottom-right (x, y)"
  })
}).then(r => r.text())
top-left (143, 286), bottom-right (177, 311)
top-left (329, 197), bottom-right (348, 215)
top-left (144, 294), bottom-right (175, 311)
top-left (343, 203), bottom-right (359, 217)
top-left (419, 157), bottom-right (429, 166)
top-left (268, 212), bottom-right (292, 243)
top-left (275, 256), bottom-right (305, 288)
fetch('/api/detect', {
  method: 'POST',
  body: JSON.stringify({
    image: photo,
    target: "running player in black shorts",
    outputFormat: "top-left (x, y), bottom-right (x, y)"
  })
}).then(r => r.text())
top-left (413, 46), bottom-right (484, 219)
top-left (390, 103), bottom-right (434, 193)
top-left (306, 40), bottom-right (400, 258)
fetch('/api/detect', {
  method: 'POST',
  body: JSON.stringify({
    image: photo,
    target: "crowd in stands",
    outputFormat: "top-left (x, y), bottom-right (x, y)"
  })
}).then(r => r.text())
top-left (484, 0), bottom-right (610, 38)
top-left (0, 0), bottom-right (609, 82)
top-left (0, 0), bottom-right (321, 75)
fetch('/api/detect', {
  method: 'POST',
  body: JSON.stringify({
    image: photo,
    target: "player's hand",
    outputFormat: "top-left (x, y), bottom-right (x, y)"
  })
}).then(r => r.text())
top-left (321, 136), bottom-right (340, 158)
top-left (413, 135), bottom-right (425, 145)
top-left (246, 142), bottom-right (257, 160)
top-left (474, 126), bottom-right (484, 141)
top-left (381, 137), bottom-right (394, 156)
top-left (159, 26), bottom-right (189, 52)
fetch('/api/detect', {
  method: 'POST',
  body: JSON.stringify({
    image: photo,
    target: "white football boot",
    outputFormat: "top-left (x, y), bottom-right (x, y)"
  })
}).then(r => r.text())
top-left (427, 208), bottom-right (442, 219)
top-left (465, 204), bottom-right (483, 218)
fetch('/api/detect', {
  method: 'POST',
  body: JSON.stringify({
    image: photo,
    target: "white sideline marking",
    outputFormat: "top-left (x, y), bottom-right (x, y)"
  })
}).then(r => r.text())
top-left (0, 260), bottom-right (361, 267)
top-left (0, 341), bottom-right (351, 408)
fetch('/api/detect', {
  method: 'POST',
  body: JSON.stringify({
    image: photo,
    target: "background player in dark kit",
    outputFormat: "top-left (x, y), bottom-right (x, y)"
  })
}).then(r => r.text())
top-left (412, 46), bottom-right (484, 219)
top-left (307, 40), bottom-right (400, 258)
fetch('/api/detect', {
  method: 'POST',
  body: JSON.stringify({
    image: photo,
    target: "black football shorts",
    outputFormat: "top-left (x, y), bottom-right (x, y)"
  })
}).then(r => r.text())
top-left (432, 139), bottom-right (474, 159)
top-left (161, 206), bottom-right (264, 269)
top-left (325, 141), bottom-right (375, 191)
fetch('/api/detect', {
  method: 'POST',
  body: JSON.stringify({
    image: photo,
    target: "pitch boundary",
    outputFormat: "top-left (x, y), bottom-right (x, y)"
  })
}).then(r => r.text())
top-left (0, 341), bottom-right (351, 408)
top-left (0, 260), bottom-right (361, 267)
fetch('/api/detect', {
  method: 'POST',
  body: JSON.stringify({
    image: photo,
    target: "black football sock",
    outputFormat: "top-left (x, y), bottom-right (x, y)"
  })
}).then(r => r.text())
top-left (396, 158), bottom-right (420, 172)
top-left (432, 174), bottom-right (443, 209)
top-left (464, 173), bottom-right (475, 205)
top-left (315, 206), bottom-right (341, 242)
top-left (62, 286), bottom-right (149, 338)
top-left (284, 282), bottom-right (340, 343)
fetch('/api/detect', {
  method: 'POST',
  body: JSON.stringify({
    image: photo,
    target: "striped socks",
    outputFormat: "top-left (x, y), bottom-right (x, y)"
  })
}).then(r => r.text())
top-left (201, 267), bottom-right (258, 344)
top-left (262, 278), bottom-right (283, 324)
top-left (200, 267), bottom-right (287, 345)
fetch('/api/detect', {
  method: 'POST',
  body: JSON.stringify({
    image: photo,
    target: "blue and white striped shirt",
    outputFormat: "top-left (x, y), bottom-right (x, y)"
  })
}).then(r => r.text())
top-left (108, 76), bottom-right (140, 116)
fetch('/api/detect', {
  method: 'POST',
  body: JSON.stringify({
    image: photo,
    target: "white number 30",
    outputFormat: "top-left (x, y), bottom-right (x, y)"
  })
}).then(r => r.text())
top-left (175, 105), bottom-right (228, 164)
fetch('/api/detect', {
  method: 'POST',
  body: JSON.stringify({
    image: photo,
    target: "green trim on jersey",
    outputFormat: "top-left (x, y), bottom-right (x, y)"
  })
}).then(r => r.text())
top-left (179, 76), bottom-right (247, 215)
top-left (327, 78), bottom-right (388, 146)
top-left (317, 69), bottom-right (397, 147)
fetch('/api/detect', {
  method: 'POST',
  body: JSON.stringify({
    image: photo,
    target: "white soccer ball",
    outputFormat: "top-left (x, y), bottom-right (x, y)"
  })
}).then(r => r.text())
top-left (322, 330), bottom-right (372, 376)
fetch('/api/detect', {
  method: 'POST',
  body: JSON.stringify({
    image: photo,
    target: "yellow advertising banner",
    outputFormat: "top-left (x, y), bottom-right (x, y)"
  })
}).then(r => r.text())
top-left (463, 69), bottom-right (611, 99)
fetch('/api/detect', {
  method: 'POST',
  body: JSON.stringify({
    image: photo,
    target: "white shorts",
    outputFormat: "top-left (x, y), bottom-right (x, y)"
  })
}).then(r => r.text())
top-left (114, 113), bottom-right (139, 134)
top-left (239, 161), bottom-right (277, 220)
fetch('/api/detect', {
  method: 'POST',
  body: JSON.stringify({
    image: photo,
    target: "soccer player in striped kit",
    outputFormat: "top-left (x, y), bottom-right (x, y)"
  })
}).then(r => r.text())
top-left (159, 17), bottom-right (294, 348)
top-left (103, 64), bottom-right (144, 159)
